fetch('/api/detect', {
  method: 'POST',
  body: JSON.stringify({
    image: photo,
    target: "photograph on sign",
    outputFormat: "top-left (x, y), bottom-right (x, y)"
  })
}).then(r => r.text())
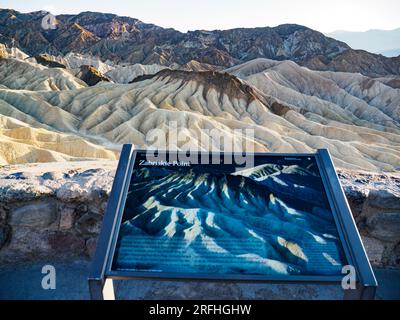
top-left (111, 152), bottom-right (347, 277)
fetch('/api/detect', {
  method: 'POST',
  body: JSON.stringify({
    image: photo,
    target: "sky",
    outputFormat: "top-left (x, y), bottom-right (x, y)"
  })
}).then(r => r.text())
top-left (2, 0), bottom-right (400, 33)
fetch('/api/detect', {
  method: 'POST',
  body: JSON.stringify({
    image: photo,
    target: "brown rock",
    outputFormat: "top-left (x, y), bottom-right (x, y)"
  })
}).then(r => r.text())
top-left (344, 188), bottom-right (368, 219)
top-left (0, 206), bottom-right (8, 224)
top-left (35, 54), bottom-right (67, 68)
top-left (131, 70), bottom-right (261, 104)
top-left (392, 243), bottom-right (400, 267)
top-left (361, 236), bottom-right (385, 265)
top-left (86, 237), bottom-right (98, 258)
top-left (367, 190), bottom-right (400, 210)
top-left (0, 227), bottom-right (86, 263)
top-left (76, 204), bottom-right (88, 214)
top-left (2, 227), bottom-right (51, 261)
top-left (366, 212), bottom-right (400, 242)
top-left (0, 225), bottom-right (11, 249)
top-left (10, 201), bottom-right (57, 228)
top-left (271, 101), bottom-right (291, 116)
top-left (59, 205), bottom-right (76, 230)
top-left (47, 231), bottom-right (86, 255)
top-left (75, 212), bottom-right (103, 236)
top-left (76, 65), bottom-right (110, 86)
top-left (100, 201), bottom-right (108, 213)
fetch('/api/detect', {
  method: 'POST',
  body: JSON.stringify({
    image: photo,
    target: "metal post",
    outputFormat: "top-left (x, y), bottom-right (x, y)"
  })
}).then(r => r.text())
top-left (344, 284), bottom-right (377, 300)
top-left (88, 278), bottom-right (115, 300)
top-left (88, 144), bottom-right (135, 300)
top-left (88, 279), bottom-right (104, 300)
top-left (317, 149), bottom-right (378, 300)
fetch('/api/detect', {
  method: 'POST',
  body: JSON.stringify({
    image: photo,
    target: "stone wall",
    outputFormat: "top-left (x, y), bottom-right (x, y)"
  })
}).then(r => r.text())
top-left (339, 170), bottom-right (400, 267)
top-left (0, 162), bottom-right (399, 268)
top-left (0, 197), bottom-right (106, 264)
top-left (0, 162), bottom-right (115, 264)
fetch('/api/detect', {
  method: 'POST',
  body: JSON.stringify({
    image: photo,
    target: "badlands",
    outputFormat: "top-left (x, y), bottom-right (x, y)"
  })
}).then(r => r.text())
top-left (0, 51), bottom-right (399, 171)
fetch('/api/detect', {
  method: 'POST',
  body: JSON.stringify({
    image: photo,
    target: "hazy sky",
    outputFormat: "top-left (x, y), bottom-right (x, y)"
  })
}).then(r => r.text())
top-left (2, 0), bottom-right (400, 33)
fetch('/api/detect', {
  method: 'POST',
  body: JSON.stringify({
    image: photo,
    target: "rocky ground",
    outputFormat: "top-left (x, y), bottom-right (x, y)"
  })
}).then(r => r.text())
top-left (0, 160), bottom-right (399, 299)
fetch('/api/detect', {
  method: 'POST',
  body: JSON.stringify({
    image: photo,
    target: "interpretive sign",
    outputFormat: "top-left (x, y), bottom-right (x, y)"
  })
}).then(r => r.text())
top-left (88, 145), bottom-right (377, 300)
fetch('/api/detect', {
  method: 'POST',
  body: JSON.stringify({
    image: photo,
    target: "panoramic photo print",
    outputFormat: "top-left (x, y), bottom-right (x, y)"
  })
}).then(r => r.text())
top-left (113, 155), bottom-right (347, 277)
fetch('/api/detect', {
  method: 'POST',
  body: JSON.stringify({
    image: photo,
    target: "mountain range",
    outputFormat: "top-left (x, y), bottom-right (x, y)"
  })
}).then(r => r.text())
top-left (1, 9), bottom-right (400, 77)
top-left (327, 28), bottom-right (400, 57)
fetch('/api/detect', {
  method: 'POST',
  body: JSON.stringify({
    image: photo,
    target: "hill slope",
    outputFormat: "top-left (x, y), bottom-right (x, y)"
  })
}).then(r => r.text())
top-left (0, 114), bottom-right (118, 164)
top-left (0, 57), bottom-right (399, 170)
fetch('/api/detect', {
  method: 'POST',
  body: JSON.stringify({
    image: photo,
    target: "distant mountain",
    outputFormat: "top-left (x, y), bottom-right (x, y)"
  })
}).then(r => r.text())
top-left (327, 28), bottom-right (400, 57)
top-left (1, 9), bottom-right (400, 77)
top-left (380, 49), bottom-right (400, 57)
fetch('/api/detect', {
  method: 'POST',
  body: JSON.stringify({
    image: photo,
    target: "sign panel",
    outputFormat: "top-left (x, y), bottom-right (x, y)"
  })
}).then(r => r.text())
top-left (89, 146), bottom-right (377, 299)
top-left (109, 151), bottom-right (348, 278)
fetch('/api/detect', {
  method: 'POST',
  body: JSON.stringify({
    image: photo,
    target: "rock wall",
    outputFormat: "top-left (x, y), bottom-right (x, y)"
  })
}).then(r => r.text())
top-left (0, 161), bottom-right (399, 268)
top-left (340, 170), bottom-right (400, 267)
top-left (0, 198), bottom-right (105, 264)
top-left (0, 161), bottom-right (114, 264)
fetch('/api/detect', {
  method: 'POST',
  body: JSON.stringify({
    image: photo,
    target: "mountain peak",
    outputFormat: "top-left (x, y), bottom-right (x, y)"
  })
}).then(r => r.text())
top-left (273, 23), bottom-right (309, 35)
top-left (132, 69), bottom-right (261, 103)
top-left (1, 10), bottom-right (400, 76)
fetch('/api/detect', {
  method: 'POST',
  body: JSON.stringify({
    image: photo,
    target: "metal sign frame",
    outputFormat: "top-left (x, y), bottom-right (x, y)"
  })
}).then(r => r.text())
top-left (88, 144), bottom-right (377, 300)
